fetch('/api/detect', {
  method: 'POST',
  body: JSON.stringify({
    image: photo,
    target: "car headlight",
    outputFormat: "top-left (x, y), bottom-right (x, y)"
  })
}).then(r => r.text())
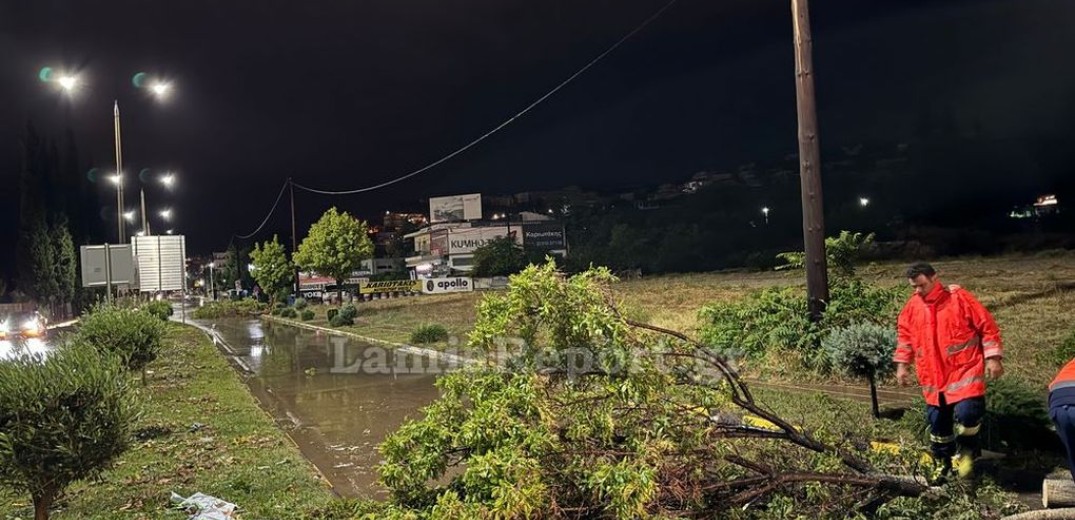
top-left (0, 321), bottom-right (8, 333)
top-left (22, 319), bottom-right (40, 332)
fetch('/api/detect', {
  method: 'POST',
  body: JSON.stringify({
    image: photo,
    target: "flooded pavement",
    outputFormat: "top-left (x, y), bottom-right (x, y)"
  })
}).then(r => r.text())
top-left (201, 317), bottom-right (452, 498)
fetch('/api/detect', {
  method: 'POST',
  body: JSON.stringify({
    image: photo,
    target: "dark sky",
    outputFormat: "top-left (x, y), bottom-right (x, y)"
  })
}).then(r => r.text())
top-left (2, 0), bottom-right (1074, 271)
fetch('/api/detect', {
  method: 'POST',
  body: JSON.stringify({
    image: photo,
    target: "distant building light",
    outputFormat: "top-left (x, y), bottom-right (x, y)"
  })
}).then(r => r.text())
top-left (1035, 194), bottom-right (1059, 207)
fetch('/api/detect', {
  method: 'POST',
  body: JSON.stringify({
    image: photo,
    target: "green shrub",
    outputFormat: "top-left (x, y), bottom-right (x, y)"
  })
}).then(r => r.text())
top-left (340, 303), bottom-right (358, 321)
top-left (77, 306), bottom-right (166, 383)
top-left (326, 308), bottom-right (339, 322)
top-left (293, 298), bottom-right (308, 311)
top-left (329, 313), bottom-right (353, 328)
top-left (411, 324), bottom-right (449, 344)
top-left (777, 231), bottom-right (876, 278)
top-left (191, 298), bottom-right (266, 319)
top-left (822, 322), bottom-right (896, 379)
top-left (143, 300), bottom-right (173, 321)
top-left (300, 309), bottom-right (315, 321)
top-left (280, 308), bottom-right (298, 319)
top-left (1052, 329), bottom-right (1075, 367)
top-left (900, 377), bottom-right (1053, 452)
top-left (698, 277), bottom-right (902, 370)
top-left (0, 343), bottom-right (139, 520)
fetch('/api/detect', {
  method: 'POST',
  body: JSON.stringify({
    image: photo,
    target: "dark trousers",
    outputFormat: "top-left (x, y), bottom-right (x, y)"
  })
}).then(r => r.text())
top-left (926, 394), bottom-right (985, 458)
top-left (1050, 404), bottom-right (1075, 483)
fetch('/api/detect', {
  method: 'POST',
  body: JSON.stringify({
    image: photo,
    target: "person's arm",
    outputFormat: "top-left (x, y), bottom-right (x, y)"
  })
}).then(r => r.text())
top-left (894, 304), bottom-right (914, 385)
top-left (961, 289), bottom-right (1003, 360)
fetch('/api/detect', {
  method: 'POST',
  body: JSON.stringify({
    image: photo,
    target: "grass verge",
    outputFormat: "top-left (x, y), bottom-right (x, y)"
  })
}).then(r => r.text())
top-left (0, 324), bottom-right (335, 520)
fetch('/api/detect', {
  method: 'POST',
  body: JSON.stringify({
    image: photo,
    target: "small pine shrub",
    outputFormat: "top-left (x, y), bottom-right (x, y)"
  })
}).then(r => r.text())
top-left (300, 309), bottom-right (315, 321)
top-left (280, 308), bottom-right (298, 319)
top-left (143, 300), bottom-right (173, 321)
top-left (294, 298), bottom-right (308, 311)
top-left (822, 322), bottom-right (896, 380)
top-left (411, 324), bottom-right (449, 344)
top-left (326, 308), bottom-right (339, 322)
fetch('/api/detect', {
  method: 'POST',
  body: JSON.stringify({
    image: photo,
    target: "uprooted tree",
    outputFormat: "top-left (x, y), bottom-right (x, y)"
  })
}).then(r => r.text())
top-left (363, 261), bottom-right (974, 519)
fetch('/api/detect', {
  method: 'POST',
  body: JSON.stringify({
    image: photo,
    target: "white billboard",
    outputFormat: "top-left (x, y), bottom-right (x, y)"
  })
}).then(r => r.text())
top-left (429, 193), bottom-right (482, 223)
top-left (133, 235), bottom-right (187, 292)
top-left (422, 277), bottom-right (473, 294)
top-left (447, 226), bottom-right (519, 255)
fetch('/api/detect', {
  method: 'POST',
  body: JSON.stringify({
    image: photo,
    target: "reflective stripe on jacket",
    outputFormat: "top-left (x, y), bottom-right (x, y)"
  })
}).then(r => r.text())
top-left (894, 283), bottom-right (1002, 406)
top-left (1050, 359), bottom-right (1075, 392)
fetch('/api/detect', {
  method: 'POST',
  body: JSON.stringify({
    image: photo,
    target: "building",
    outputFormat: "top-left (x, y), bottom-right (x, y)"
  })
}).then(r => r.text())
top-left (404, 216), bottom-right (566, 276)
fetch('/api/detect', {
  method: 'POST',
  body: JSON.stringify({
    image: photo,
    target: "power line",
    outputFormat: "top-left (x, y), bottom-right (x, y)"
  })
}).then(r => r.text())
top-left (235, 179), bottom-right (290, 240)
top-left (292, 0), bottom-right (680, 196)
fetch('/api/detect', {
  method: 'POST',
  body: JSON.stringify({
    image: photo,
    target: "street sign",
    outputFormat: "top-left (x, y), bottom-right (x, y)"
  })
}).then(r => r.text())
top-left (80, 244), bottom-right (135, 288)
top-left (132, 235), bottom-right (187, 292)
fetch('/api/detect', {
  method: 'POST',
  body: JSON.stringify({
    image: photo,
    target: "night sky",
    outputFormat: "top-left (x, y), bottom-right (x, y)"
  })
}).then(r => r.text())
top-left (2, 0), bottom-right (1074, 277)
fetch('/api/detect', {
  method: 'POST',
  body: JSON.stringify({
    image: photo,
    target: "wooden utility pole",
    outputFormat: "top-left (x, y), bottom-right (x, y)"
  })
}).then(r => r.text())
top-left (289, 177), bottom-right (300, 293)
top-left (791, 0), bottom-right (829, 321)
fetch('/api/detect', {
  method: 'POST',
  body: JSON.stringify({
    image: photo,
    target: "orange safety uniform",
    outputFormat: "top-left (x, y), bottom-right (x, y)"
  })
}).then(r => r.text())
top-left (1052, 359), bottom-right (1075, 394)
top-left (893, 283), bottom-right (1002, 406)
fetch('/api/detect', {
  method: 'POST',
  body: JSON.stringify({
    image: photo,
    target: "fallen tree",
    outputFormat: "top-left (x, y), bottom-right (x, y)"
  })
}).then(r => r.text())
top-left (367, 262), bottom-right (1015, 519)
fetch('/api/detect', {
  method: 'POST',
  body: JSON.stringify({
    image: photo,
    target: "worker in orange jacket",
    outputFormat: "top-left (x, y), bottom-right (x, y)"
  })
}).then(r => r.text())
top-left (894, 262), bottom-right (1004, 478)
top-left (1050, 359), bottom-right (1075, 482)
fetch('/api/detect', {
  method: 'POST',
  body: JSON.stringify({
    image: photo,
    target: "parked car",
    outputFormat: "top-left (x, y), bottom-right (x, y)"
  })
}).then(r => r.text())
top-left (0, 310), bottom-right (48, 340)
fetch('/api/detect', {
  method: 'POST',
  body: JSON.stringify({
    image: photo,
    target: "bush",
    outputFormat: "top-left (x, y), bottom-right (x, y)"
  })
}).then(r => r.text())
top-left (77, 306), bottom-right (166, 383)
top-left (326, 308), bottom-right (339, 322)
top-left (280, 307), bottom-right (298, 319)
top-left (1052, 329), bottom-right (1075, 367)
top-left (698, 277), bottom-right (902, 370)
top-left (901, 377), bottom-right (1054, 452)
top-left (411, 324), bottom-right (449, 344)
top-left (0, 343), bottom-right (139, 520)
top-left (329, 312), bottom-right (353, 328)
top-left (191, 298), bottom-right (266, 319)
top-left (300, 309), bottom-right (315, 321)
top-left (340, 303), bottom-right (358, 321)
top-left (143, 300), bottom-right (173, 321)
top-left (294, 298), bottom-right (308, 311)
top-left (823, 322), bottom-right (896, 379)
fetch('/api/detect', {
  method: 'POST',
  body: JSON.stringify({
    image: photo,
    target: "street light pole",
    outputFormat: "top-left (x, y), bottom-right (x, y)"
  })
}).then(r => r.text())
top-left (114, 101), bottom-right (126, 243)
top-left (209, 262), bottom-right (216, 301)
top-left (140, 188), bottom-right (148, 236)
top-left (791, 0), bottom-right (829, 321)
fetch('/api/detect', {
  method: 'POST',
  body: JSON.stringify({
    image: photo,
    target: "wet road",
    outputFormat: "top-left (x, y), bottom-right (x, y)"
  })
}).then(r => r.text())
top-left (201, 318), bottom-right (452, 498)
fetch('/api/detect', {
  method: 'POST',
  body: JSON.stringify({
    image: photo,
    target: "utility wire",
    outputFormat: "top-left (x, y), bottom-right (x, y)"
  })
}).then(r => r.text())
top-left (292, 0), bottom-right (680, 196)
top-left (235, 179), bottom-right (290, 240)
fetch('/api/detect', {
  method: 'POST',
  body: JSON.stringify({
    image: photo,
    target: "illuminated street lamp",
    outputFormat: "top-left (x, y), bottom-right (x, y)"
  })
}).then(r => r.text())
top-left (123, 211), bottom-right (136, 222)
top-left (161, 173), bottom-right (175, 188)
top-left (859, 197), bottom-right (870, 208)
top-left (159, 209), bottom-right (173, 220)
top-left (208, 263), bottom-right (216, 300)
top-left (58, 75), bottom-right (79, 92)
top-left (761, 206), bottom-right (770, 225)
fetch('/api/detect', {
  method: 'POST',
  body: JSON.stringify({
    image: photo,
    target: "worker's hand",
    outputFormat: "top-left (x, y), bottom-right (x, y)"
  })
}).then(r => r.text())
top-left (986, 357), bottom-right (1004, 380)
top-left (895, 363), bottom-right (912, 387)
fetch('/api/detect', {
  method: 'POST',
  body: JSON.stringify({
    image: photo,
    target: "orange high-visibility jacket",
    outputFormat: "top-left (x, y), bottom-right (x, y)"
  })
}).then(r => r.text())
top-left (893, 283), bottom-right (1002, 406)
top-left (1050, 359), bottom-right (1075, 392)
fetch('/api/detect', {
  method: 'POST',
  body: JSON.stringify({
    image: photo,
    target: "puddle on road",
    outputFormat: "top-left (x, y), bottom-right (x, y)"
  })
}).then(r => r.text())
top-left (203, 318), bottom-right (455, 498)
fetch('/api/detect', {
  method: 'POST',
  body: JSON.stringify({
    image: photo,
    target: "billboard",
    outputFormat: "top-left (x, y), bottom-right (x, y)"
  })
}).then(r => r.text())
top-left (522, 223), bottom-right (566, 251)
top-left (447, 226), bottom-right (517, 255)
top-left (133, 235), bottom-right (187, 292)
top-left (80, 244), bottom-right (136, 288)
top-left (429, 193), bottom-right (482, 223)
top-left (422, 277), bottom-right (473, 294)
top-left (358, 279), bottom-right (423, 294)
